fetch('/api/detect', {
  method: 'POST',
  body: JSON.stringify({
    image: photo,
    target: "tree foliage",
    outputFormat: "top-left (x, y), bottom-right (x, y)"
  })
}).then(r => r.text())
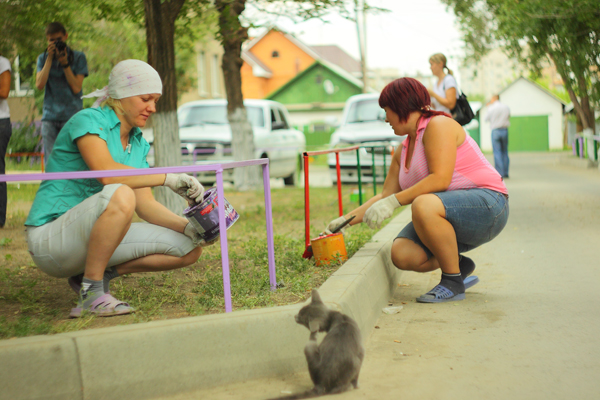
top-left (0, 0), bottom-right (214, 110)
top-left (1, 0), bottom-right (215, 212)
top-left (88, 0), bottom-right (216, 101)
top-left (441, 0), bottom-right (600, 130)
top-left (0, 0), bottom-right (75, 69)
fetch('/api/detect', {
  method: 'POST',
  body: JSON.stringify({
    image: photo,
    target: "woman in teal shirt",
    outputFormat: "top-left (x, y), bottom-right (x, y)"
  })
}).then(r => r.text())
top-left (25, 60), bottom-right (208, 317)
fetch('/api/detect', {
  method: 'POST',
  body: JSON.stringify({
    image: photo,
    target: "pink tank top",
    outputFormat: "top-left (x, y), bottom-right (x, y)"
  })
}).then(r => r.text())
top-left (399, 116), bottom-right (508, 195)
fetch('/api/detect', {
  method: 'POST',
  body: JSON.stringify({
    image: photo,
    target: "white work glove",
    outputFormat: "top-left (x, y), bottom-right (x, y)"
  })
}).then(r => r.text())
top-left (323, 216), bottom-right (349, 236)
top-left (184, 223), bottom-right (218, 247)
top-left (164, 173), bottom-right (205, 205)
top-left (363, 194), bottom-right (401, 229)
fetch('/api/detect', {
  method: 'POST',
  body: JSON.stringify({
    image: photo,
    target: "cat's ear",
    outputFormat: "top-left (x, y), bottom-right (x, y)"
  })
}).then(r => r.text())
top-left (311, 289), bottom-right (323, 304)
top-left (309, 320), bottom-right (320, 333)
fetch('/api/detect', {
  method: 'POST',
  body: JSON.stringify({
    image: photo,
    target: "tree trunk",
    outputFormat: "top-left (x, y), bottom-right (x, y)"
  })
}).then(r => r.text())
top-left (550, 53), bottom-right (596, 133)
top-left (565, 81), bottom-right (596, 133)
top-left (215, 0), bottom-right (261, 191)
top-left (576, 75), bottom-right (596, 133)
top-left (144, 0), bottom-right (186, 213)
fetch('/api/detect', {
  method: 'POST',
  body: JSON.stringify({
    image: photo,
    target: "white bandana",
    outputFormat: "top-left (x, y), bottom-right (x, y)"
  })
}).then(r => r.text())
top-left (82, 59), bottom-right (163, 108)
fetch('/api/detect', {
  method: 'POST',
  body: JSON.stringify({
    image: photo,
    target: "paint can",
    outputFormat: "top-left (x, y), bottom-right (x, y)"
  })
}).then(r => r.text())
top-left (183, 187), bottom-right (239, 242)
top-left (310, 232), bottom-right (348, 267)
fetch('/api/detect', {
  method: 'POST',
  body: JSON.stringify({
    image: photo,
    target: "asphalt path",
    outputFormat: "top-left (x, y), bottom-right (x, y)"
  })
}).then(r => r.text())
top-left (160, 152), bottom-right (600, 400)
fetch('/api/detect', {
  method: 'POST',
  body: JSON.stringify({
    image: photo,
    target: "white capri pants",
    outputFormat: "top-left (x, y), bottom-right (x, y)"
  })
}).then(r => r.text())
top-left (26, 184), bottom-right (196, 278)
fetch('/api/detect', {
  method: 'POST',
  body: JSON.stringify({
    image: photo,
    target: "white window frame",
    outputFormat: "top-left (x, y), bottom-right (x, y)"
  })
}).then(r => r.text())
top-left (211, 54), bottom-right (220, 97)
top-left (9, 56), bottom-right (35, 97)
top-left (197, 51), bottom-right (207, 96)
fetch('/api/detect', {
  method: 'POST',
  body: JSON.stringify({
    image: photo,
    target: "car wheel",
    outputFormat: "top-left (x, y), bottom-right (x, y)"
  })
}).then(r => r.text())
top-left (284, 155), bottom-right (303, 186)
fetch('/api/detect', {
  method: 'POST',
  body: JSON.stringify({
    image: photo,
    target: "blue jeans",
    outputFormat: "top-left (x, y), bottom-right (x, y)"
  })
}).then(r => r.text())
top-left (41, 120), bottom-right (67, 165)
top-left (396, 189), bottom-right (509, 258)
top-left (0, 118), bottom-right (11, 227)
top-left (492, 128), bottom-right (509, 177)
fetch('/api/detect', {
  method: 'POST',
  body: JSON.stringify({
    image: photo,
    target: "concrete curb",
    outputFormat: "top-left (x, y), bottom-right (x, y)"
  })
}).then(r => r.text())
top-left (0, 209), bottom-right (411, 400)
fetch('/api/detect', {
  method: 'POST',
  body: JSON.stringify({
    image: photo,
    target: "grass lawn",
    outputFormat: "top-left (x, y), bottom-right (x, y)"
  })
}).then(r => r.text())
top-left (5, 158), bottom-right (44, 172)
top-left (0, 174), bottom-right (399, 339)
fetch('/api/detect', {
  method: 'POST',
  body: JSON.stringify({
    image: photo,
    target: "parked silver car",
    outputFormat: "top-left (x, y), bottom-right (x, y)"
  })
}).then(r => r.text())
top-left (327, 93), bottom-right (404, 184)
top-left (143, 99), bottom-right (306, 185)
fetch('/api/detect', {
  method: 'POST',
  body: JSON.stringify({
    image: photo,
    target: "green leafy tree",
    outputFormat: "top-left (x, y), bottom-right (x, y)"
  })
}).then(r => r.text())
top-left (0, 0), bottom-right (75, 69)
top-left (441, 0), bottom-right (599, 132)
top-left (2, 0), bottom-right (215, 212)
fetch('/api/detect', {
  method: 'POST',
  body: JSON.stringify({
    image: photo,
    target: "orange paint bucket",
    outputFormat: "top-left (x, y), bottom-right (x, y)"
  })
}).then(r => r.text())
top-left (310, 232), bottom-right (348, 266)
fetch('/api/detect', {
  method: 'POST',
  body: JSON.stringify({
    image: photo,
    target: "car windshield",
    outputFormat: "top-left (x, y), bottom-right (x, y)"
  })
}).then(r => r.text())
top-left (345, 99), bottom-right (384, 124)
top-left (179, 105), bottom-right (265, 128)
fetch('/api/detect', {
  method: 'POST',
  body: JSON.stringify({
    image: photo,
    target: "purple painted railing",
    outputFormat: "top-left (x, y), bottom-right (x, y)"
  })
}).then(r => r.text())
top-left (572, 135), bottom-right (584, 158)
top-left (0, 160), bottom-right (277, 313)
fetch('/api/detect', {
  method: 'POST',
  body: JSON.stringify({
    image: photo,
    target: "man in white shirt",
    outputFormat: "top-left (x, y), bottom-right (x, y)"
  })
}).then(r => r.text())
top-left (485, 95), bottom-right (511, 178)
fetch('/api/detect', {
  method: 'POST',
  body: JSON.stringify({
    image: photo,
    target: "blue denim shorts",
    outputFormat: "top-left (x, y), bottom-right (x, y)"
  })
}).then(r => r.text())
top-left (396, 189), bottom-right (509, 258)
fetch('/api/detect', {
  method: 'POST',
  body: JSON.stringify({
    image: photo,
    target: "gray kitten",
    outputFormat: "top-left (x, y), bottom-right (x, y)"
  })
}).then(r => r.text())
top-left (270, 289), bottom-right (365, 399)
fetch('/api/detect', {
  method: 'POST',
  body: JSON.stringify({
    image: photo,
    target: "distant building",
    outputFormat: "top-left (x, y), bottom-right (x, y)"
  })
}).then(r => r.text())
top-left (309, 45), bottom-right (362, 78)
top-left (179, 37), bottom-right (226, 105)
top-left (180, 27), bottom-right (371, 140)
top-left (370, 68), bottom-right (402, 92)
top-left (459, 47), bottom-right (564, 102)
top-left (480, 76), bottom-right (566, 152)
top-left (459, 48), bottom-right (528, 101)
top-left (240, 27), bottom-right (368, 100)
top-left (266, 59), bottom-right (363, 125)
top-left (241, 28), bottom-right (320, 99)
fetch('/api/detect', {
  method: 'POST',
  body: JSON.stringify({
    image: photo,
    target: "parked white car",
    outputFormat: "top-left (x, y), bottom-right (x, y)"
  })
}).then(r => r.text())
top-left (327, 93), bottom-right (404, 184)
top-left (143, 99), bottom-right (306, 185)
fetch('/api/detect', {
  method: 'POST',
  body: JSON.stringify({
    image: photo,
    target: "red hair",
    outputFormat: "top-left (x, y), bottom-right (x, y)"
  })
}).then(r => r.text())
top-left (379, 77), bottom-right (450, 123)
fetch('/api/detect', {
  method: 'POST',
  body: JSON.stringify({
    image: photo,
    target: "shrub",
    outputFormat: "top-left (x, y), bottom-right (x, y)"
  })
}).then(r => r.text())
top-left (7, 120), bottom-right (42, 154)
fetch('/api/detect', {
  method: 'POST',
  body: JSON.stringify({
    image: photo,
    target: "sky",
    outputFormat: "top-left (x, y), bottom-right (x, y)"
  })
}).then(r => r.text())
top-left (246, 0), bottom-right (465, 77)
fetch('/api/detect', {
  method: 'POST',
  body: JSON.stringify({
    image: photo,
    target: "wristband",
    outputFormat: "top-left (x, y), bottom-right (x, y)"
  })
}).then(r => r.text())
top-left (61, 63), bottom-right (70, 69)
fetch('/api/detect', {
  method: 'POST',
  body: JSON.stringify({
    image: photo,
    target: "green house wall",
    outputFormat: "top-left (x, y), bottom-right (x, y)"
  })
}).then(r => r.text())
top-left (267, 63), bottom-right (362, 105)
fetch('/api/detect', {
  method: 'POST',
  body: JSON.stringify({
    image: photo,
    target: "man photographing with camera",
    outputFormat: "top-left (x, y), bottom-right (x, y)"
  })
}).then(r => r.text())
top-left (36, 22), bottom-right (88, 163)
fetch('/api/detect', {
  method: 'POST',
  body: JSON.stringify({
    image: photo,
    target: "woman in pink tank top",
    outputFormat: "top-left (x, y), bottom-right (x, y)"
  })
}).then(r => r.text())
top-left (324, 78), bottom-right (509, 303)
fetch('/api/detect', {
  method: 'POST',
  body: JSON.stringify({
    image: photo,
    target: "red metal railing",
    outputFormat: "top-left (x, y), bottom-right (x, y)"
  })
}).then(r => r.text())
top-left (6, 152), bottom-right (45, 173)
top-left (303, 146), bottom-right (359, 249)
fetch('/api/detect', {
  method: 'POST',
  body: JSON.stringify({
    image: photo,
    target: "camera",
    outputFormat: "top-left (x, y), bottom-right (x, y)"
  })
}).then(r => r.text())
top-left (54, 39), bottom-right (67, 54)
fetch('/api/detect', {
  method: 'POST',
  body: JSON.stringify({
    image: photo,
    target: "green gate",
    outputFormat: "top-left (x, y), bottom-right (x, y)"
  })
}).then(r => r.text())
top-left (296, 125), bottom-right (335, 148)
top-left (508, 115), bottom-right (549, 151)
top-left (468, 129), bottom-right (480, 147)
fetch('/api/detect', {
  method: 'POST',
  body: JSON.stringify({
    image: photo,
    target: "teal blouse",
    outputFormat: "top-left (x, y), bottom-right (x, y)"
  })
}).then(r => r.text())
top-left (25, 106), bottom-right (150, 226)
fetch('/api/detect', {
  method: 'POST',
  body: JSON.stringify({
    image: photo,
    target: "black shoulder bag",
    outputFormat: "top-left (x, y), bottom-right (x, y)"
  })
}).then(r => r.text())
top-left (444, 77), bottom-right (475, 126)
top-left (451, 91), bottom-right (475, 126)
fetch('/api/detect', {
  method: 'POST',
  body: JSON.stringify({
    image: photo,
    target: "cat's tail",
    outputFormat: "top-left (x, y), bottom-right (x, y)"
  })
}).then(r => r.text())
top-left (265, 387), bottom-right (323, 400)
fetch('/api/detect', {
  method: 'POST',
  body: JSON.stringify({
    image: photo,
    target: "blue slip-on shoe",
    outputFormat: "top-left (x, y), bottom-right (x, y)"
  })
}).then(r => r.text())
top-left (416, 284), bottom-right (466, 303)
top-left (464, 275), bottom-right (479, 290)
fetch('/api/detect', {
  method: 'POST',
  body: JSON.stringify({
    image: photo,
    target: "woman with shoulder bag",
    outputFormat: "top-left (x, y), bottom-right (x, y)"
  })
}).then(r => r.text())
top-left (427, 53), bottom-right (458, 114)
